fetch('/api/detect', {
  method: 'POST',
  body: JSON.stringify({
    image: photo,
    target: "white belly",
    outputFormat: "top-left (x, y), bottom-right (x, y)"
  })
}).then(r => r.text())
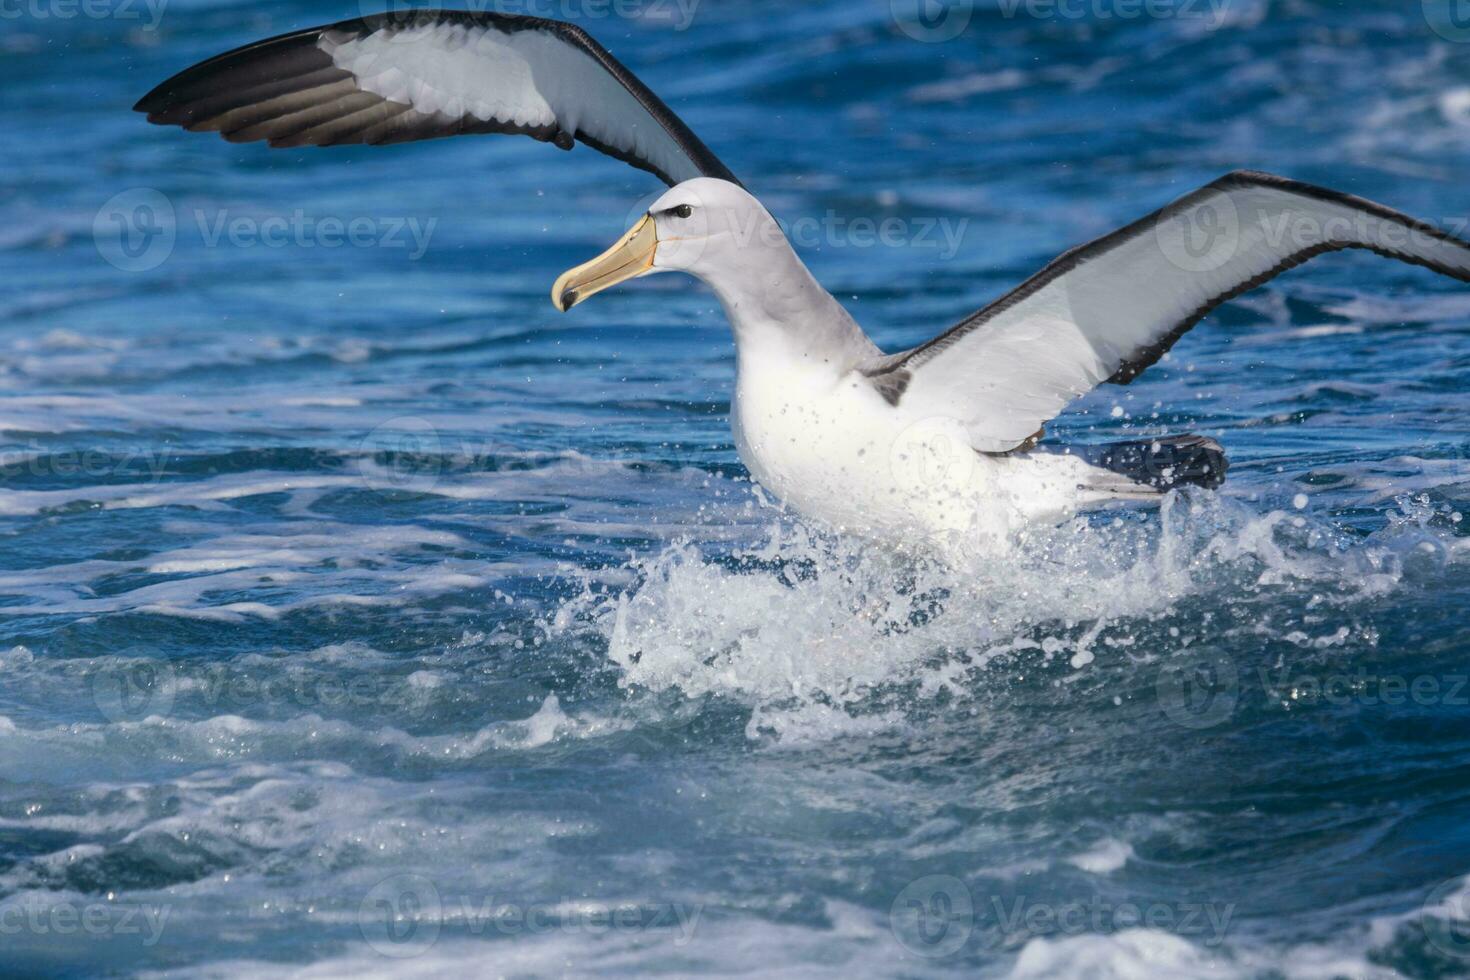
top-left (730, 360), bottom-right (1096, 550)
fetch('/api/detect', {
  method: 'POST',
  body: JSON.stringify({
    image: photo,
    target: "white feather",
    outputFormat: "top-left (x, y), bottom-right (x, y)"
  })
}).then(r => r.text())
top-left (319, 22), bottom-right (702, 181)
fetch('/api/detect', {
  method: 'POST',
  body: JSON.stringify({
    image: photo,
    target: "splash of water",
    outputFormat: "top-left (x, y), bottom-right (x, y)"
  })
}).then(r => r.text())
top-left (549, 491), bottom-right (1458, 744)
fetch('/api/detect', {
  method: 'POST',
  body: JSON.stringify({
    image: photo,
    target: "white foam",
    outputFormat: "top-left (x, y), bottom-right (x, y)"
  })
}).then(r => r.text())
top-left (1010, 929), bottom-right (1241, 979)
top-left (1065, 839), bottom-right (1134, 875)
top-left (1008, 923), bottom-right (1421, 980)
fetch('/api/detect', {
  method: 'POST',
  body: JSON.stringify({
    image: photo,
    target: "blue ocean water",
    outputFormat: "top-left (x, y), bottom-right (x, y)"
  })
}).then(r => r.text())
top-left (3, 0), bottom-right (1470, 975)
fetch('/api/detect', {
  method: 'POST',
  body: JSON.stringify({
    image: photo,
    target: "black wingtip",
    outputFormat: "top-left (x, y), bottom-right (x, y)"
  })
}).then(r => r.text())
top-left (134, 79), bottom-right (178, 119)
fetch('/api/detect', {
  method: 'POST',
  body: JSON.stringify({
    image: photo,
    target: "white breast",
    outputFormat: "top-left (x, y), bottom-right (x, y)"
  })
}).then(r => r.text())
top-left (729, 352), bottom-right (1109, 553)
top-left (731, 357), bottom-right (981, 545)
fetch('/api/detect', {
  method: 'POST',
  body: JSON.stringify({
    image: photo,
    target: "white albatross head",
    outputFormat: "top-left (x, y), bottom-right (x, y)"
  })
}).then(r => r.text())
top-left (551, 178), bottom-right (781, 311)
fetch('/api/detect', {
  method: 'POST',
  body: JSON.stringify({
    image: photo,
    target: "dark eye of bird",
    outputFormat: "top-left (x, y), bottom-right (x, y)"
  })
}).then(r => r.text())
top-left (673, 204), bottom-right (693, 218)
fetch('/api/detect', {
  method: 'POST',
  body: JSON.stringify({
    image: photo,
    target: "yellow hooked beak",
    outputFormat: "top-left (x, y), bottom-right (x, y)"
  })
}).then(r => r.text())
top-left (551, 214), bottom-right (658, 312)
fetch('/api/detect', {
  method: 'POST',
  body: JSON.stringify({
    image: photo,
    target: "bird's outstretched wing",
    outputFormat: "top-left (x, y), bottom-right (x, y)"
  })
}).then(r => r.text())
top-left (133, 9), bottom-right (738, 187)
top-left (863, 171), bottom-right (1470, 453)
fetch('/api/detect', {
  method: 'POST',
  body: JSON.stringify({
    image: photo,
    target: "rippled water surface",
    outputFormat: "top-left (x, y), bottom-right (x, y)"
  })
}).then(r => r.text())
top-left (4, 0), bottom-right (1470, 976)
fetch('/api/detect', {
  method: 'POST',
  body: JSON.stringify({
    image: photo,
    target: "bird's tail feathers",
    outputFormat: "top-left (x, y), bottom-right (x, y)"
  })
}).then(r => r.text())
top-left (1076, 434), bottom-right (1229, 497)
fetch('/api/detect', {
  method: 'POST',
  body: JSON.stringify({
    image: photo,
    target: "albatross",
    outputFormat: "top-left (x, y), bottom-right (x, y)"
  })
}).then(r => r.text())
top-left (135, 9), bottom-right (1470, 546)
